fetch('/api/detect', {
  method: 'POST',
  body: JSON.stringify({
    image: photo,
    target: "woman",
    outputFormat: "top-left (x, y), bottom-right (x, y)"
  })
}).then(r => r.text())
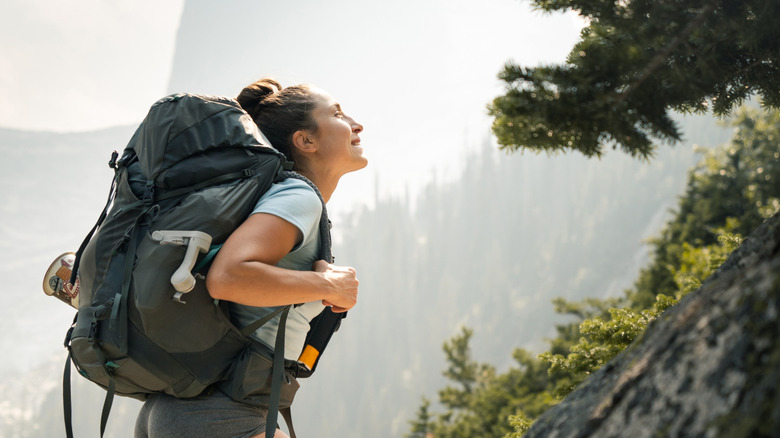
top-left (135, 78), bottom-right (366, 438)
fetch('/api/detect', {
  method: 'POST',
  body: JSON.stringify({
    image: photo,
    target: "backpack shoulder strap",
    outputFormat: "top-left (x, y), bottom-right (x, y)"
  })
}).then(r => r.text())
top-left (275, 171), bottom-right (347, 376)
top-left (275, 170), bottom-right (333, 263)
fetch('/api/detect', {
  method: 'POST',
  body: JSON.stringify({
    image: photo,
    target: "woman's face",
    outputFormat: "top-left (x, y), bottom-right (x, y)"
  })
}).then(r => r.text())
top-left (306, 88), bottom-right (367, 174)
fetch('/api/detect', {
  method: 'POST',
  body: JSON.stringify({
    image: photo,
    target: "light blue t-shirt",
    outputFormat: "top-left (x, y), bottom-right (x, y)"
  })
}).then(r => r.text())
top-left (229, 178), bottom-right (326, 359)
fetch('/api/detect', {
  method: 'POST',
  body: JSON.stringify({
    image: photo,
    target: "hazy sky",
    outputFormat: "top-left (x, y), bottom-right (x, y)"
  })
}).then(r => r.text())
top-left (0, 0), bottom-right (185, 132)
top-left (1, 0), bottom-right (585, 213)
top-left (0, 0), bottom-right (582, 129)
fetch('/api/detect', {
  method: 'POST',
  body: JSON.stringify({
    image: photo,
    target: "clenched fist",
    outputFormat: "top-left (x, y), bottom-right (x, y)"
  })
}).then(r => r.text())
top-left (313, 260), bottom-right (359, 313)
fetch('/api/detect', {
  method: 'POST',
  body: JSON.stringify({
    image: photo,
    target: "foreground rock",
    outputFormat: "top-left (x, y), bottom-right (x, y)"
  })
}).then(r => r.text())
top-left (525, 212), bottom-right (780, 438)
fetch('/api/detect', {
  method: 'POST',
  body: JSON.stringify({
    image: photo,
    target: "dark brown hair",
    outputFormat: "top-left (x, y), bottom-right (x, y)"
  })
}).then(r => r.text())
top-left (236, 78), bottom-right (318, 162)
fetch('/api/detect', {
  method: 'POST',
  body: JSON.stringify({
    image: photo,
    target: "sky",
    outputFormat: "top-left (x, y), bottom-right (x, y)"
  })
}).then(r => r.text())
top-left (0, 0), bottom-right (185, 132)
top-left (0, 0), bottom-right (584, 133)
top-left (0, 0), bottom-right (587, 218)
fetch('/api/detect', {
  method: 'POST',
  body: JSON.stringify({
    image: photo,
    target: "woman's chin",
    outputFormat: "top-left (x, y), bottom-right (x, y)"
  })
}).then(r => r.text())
top-left (349, 154), bottom-right (368, 172)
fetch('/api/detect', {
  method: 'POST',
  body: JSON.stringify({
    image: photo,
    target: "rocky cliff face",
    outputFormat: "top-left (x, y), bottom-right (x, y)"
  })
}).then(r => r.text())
top-left (525, 212), bottom-right (780, 438)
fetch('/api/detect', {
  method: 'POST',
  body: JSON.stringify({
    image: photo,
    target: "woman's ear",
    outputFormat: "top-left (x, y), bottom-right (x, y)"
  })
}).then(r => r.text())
top-left (292, 130), bottom-right (317, 153)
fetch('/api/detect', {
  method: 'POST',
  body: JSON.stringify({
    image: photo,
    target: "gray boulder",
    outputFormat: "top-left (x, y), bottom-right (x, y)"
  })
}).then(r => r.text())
top-left (525, 212), bottom-right (780, 438)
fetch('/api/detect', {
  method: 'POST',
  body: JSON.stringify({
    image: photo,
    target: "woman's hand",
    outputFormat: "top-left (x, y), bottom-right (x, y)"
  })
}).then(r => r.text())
top-left (314, 260), bottom-right (358, 313)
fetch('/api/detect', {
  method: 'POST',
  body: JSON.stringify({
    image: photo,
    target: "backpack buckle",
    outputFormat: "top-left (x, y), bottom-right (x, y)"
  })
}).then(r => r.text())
top-left (107, 150), bottom-right (119, 169)
top-left (142, 181), bottom-right (155, 205)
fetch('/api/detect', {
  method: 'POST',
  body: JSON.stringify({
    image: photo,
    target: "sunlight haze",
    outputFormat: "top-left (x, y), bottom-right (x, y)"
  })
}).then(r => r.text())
top-left (0, 0), bottom-right (184, 132)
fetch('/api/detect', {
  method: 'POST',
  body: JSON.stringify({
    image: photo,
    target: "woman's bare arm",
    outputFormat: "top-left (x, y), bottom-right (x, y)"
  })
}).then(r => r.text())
top-left (205, 212), bottom-right (358, 312)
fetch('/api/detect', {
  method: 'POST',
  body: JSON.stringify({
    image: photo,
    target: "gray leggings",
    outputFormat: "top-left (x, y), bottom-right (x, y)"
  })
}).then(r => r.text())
top-left (134, 390), bottom-right (268, 438)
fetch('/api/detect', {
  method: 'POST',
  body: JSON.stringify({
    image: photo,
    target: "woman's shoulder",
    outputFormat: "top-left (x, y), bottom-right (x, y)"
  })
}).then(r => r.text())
top-left (262, 177), bottom-right (320, 204)
top-left (269, 176), bottom-right (317, 193)
top-left (254, 176), bottom-right (322, 217)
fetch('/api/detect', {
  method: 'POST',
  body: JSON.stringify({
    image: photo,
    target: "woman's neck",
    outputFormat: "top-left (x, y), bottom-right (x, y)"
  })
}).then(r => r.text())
top-left (295, 168), bottom-right (339, 204)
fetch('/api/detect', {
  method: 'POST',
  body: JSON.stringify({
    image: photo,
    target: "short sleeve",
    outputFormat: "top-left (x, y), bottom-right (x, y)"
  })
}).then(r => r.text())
top-left (251, 178), bottom-right (322, 250)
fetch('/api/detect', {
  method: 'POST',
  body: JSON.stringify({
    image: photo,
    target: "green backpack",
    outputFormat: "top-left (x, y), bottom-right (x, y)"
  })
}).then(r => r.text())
top-left (62, 93), bottom-right (344, 438)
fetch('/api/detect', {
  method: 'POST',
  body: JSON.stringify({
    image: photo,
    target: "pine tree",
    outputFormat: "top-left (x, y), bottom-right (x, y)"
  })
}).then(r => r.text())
top-left (412, 105), bottom-right (780, 437)
top-left (407, 398), bottom-right (433, 438)
top-left (489, 0), bottom-right (780, 158)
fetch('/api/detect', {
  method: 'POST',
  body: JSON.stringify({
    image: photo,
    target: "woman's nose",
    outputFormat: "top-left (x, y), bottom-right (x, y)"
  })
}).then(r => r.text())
top-left (351, 118), bottom-right (363, 134)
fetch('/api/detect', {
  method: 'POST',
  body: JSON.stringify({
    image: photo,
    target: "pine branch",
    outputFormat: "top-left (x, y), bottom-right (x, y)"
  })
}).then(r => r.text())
top-left (615, 2), bottom-right (717, 104)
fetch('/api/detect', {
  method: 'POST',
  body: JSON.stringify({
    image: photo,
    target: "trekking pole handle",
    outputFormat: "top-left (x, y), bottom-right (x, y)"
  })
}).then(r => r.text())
top-left (151, 230), bottom-right (213, 299)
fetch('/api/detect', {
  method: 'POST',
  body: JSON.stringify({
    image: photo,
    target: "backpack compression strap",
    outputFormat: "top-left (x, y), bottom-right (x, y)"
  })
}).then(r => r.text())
top-left (63, 307), bottom-right (117, 438)
top-left (69, 151), bottom-right (121, 286)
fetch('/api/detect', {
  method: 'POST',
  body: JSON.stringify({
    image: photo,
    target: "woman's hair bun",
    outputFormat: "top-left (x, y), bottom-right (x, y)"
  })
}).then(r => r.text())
top-left (236, 77), bottom-right (316, 163)
top-left (236, 78), bottom-right (283, 119)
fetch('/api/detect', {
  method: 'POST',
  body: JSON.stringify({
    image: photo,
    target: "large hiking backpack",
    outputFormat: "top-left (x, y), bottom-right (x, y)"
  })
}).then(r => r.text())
top-left (62, 93), bottom-right (344, 437)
